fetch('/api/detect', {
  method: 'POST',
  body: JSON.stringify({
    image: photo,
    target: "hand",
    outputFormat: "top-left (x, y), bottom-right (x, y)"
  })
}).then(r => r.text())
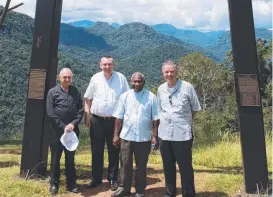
top-left (65, 123), bottom-right (74, 132)
top-left (151, 136), bottom-right (159, 151)
top-left (113, 135), bottom-right (120, 148)
top-left (85, 114), bottom-right (91, 128)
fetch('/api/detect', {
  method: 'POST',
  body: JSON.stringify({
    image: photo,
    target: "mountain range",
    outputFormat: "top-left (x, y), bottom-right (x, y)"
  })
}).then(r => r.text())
top-left (68, 20), bottom-right (272, 60)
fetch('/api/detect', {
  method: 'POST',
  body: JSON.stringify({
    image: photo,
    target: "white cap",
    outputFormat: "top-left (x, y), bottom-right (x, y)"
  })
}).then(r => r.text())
top-left (60, 131), bottom-right (79, 151)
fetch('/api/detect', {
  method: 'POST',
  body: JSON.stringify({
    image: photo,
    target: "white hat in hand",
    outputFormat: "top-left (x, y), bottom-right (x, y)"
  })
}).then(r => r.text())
top-left (60, 130), bottom-right (79, 151)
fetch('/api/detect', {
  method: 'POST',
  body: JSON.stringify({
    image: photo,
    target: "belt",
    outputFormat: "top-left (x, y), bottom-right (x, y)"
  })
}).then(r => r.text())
top-left (92, 114), bottom-right (115, 121)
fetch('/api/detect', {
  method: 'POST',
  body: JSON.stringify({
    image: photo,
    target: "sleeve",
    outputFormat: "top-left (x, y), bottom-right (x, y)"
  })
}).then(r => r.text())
top-left (84, 78), bottom-right (95, 100)
top-left (71, 91), bottom-right (84, 127)
top-left (122, 76), bottom-right (130, 93)
top-left (46, 89), bottom-right (66, 130)
top-left (151, 94), bottom-right (159, 120)
top-left (112, 94), bottom-right (126, 119)
top-left (189, 84), bottom-right (201, 111)
top-left (157, 89), bottom-right (162, 111)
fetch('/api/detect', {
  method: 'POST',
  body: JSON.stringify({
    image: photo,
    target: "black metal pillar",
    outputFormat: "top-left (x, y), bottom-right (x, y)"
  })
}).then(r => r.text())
top-left (20, 0), bottom-right (63, 177)
top-left (228, 0), bottom-right (268, 193)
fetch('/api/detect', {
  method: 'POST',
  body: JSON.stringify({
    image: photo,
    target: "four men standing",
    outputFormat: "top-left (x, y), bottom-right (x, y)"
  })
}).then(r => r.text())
top-left (46, 58), bottom-right (201, 197)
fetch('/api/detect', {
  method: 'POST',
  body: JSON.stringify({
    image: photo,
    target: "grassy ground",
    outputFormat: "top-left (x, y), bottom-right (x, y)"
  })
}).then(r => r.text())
top-left (0, 132), bottom-right (271, 197)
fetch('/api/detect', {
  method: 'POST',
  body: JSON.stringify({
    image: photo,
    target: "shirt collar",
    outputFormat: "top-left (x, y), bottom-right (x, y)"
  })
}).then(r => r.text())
top-left (165, 80), bottom-right (177, 88)
top-left (133, 88), bottom-right (145, 95)
top-left (58, 84), bottom-right (70, 93)
top-left (102, 71), bottom-right (115, 81)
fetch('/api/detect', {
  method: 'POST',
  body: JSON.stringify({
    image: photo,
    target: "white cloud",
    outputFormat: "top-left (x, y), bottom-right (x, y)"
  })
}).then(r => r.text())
top-left (252, 0), bottom-right (272, 28)
top-left (0, 0), bottom-right (271, 30)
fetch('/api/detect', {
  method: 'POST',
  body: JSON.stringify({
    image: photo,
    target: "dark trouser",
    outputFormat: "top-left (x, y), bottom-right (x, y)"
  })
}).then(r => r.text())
top-left (50, 139), bottom-right (76, 188)
top-left (120, 139), bottom-right (151, 194)
top-left (90, 115), bottom-right (119, 182)
top-left (159, 139), bottom-right (195, 197)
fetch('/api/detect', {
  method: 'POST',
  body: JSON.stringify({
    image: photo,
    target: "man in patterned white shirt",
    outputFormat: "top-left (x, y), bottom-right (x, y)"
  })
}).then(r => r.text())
top-left (157, 60), bottom-right (201, 197)
top-left (84, 56), bottom-right (130, 191)
top-left (111, 72), bottom-right (159, 197)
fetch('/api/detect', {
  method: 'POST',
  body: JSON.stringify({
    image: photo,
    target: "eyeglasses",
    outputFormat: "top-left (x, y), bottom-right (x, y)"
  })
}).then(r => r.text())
top-left (167, 81), bottom-right (180, 106)
top-left (169, 96), bottom-right (172, 105)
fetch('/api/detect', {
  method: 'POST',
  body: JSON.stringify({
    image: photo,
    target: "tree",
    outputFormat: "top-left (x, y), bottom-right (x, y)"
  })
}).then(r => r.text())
top-left (178, 53), bottom-right (233, 111)
top-left (256, 39), bottom-right (272, 103)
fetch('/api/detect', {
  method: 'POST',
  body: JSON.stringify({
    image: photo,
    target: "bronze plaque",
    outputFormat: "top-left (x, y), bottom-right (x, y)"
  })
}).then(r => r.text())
top-left (237, 74), bottom-right (260, 106)
top-left (28, 69), bottom-right (47, 99)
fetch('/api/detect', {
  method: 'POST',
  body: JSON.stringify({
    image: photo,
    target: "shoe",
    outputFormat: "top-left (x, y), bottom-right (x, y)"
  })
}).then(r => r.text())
top-left (135, 193), bottom-right (144, 197)
top-left (67, 185), bottom-right (80, 193)
top-left (109, 180), bottom-right (118, 191)
top-left (49, 184), bottom-right (58, 195)
top-left (87, 180), bottom-right (102, 188)
top-left (111, 187), bottom-right (130, 197)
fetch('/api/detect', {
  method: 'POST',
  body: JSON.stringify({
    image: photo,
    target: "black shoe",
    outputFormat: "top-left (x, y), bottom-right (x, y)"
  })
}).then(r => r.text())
top-left (49, 184), bottom-right (58, 195)
top-left (109, 180), bottom-right (118, 191)
top-left (111, 187), bottom-right (130, 197)
top-left (67, 185), bottom-right (80, 193)
top-left (87, 180), bottom-right (102, 188)
top-left (135, 193), bottom-right (144, 197)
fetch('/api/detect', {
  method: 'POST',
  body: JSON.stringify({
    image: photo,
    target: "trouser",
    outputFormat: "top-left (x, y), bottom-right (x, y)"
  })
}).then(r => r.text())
top-left (159, 139), bottom-right (195, 197)
top-left (90, 115), bottom-right (119, 182)
top-left (49, 140), bottom-right (76, 188)
top-left (119, 139), bottom-right (151, 194)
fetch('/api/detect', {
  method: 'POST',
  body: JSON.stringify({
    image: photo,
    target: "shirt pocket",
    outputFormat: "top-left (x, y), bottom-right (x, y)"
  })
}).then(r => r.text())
top-left (160, 98), bottom-right (170, 112)
top-left (173, 94), bottom-right (191, 113)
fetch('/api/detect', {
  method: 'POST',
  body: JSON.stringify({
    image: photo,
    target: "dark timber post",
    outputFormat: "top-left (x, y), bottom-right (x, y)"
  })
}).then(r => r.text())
top-left (0, 1), bottom-right (23, 27)
top-left (20, 0), bottom-right (63, 177)
top-left (228, 0), bottom-right (268, 193)
top-left (0, 0), bottom-right (11, 26)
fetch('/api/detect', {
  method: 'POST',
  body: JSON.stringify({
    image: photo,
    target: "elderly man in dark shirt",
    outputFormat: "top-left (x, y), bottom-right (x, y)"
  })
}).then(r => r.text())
top-left (46, 68), bottom-right (84, 195)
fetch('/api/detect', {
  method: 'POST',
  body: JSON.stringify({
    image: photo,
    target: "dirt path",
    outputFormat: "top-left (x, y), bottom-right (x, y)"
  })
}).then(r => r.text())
top-left (57, 164), bottom-right (179, 197)
top-left (56, 164), bottom-right (234, 197)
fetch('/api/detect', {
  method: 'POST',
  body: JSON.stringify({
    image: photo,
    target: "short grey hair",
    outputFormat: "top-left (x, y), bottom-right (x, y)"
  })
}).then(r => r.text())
top-left (131, 72), bottom-right (145, 81)
top-left (162, 60), bottom-right (178, 72)
top-left (100, 55), bottom-right (115, 65)
top-left (59, 68), bottom-right (73, 76)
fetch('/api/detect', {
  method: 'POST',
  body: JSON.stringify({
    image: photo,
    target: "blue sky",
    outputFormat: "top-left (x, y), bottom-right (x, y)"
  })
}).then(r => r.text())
top-left (1, 0), bottom-right (272, 31)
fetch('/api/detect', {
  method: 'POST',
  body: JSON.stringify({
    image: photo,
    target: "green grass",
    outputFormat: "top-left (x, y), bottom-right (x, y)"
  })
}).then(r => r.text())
top-left (0, 132), bottom-right (271, 197)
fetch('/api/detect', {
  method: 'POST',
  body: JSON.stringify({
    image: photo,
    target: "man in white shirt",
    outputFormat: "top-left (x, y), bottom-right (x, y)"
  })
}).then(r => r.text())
top-left (84, 56), bottom-right (130, 191)
top-left (157, 60), bottom-right (201, 197)
top-left (111, 72), bottom-right (159, 197)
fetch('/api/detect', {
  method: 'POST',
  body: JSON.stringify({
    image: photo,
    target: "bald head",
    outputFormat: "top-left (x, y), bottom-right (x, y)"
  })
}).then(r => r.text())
top-left (59, 68), bottom-right (73, 88)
